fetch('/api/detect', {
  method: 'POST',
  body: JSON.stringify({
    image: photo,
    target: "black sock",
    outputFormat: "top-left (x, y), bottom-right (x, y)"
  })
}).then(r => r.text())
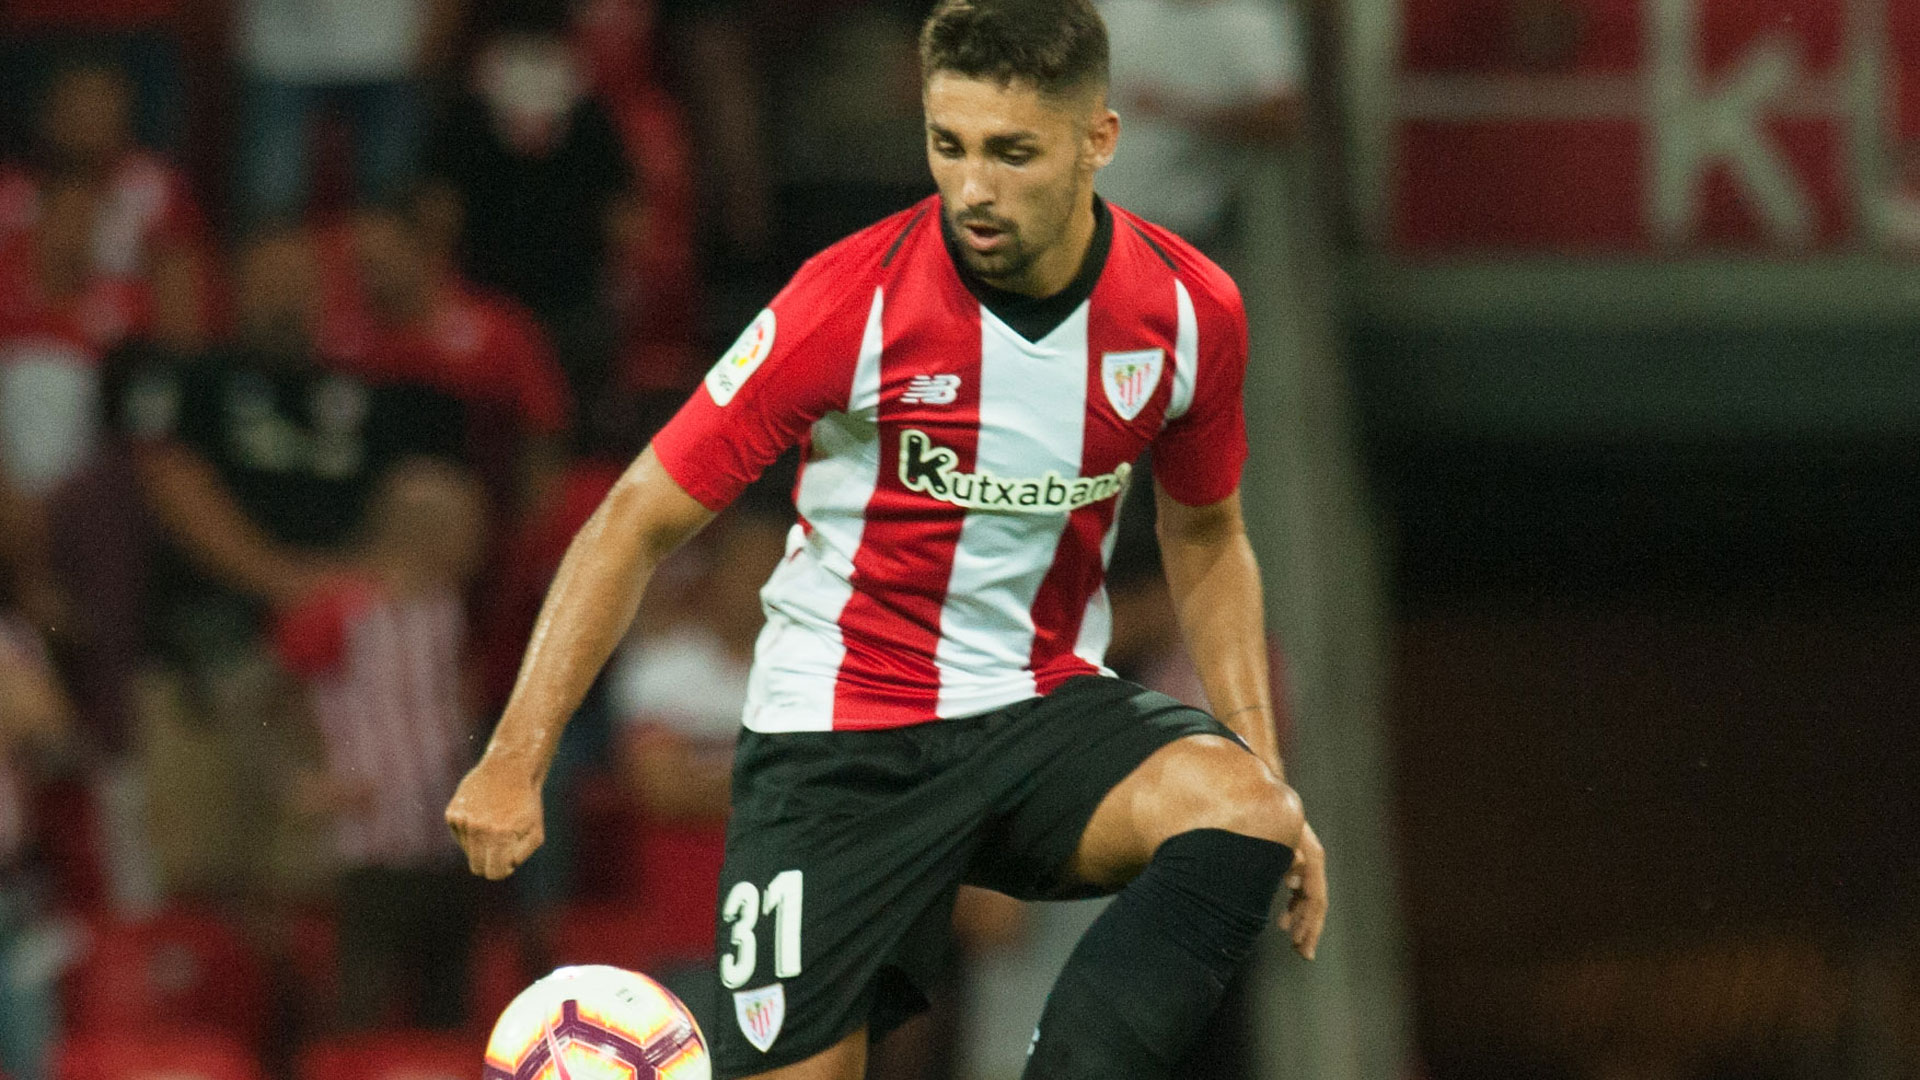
top-left (1022, 829), bottom-right (1294, 1080)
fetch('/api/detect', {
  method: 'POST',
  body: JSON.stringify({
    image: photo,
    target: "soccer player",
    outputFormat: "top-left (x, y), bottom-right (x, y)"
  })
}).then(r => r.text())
top-left (446, 0), bottom-right (1329, 1075)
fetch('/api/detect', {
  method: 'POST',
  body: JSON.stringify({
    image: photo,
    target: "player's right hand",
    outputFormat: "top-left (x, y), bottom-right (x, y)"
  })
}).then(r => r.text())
top-left (446, 755), bottom-right (546, 880)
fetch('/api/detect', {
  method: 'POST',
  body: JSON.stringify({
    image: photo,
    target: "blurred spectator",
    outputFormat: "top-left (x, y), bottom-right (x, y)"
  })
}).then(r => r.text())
top-left (0, 0), bottom-right (186, 158)
top-left (0, 591), bottom-right (74, 1080)
top-left (422, 6), bottom-right (639, 345)
top-left (758, 0), bottom-right (932, 273)
top-left (325, 203), bottom-right (570, 516)
top-left (113, 226), bottom-right (466, 899)
top-left (567, 0), bottom-right (705, 395)
top-left (0, 60), bottom-right (210, 350)
top-left (1095, 0), bottom-right (1305, 252)
top-left (654, 0), bottom-right (772, 266)
top-left (273, 458), bottom-right (487, 1031)
top-left (233, 0), bottom-right (464, 227)
top-left (0, 175), bottom-right (150, 631)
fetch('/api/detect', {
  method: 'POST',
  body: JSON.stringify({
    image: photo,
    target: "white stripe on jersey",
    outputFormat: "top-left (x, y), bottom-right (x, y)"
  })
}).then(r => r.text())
top-left (1071, 503), bottom-right (1129, 670)
top-left (932, 303), bottom-right (1091, 718)
top-left (744, 287), bottom-right (886, 733)
top-left (1167, 280), bottom-right (1199, 421)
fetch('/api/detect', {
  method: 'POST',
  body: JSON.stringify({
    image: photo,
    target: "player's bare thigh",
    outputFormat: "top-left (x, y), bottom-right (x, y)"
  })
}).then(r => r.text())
top-left (1066, 733), bottom-right (1303, 891)
top-left (735, 1027), bottom-right (866, 1080)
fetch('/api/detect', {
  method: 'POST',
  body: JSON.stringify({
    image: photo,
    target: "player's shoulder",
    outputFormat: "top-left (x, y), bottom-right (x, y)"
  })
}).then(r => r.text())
top-left (1107, 203), bottom-right (1246, 322)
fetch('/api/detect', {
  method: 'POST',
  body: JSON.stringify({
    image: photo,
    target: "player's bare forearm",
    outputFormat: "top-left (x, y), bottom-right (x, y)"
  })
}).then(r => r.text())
top-left (449, 447), bottom-right (713, 879)
top-left (482, 448), bottom-right (714, 784)
top-left (1154, 485), bottom-right (1285, 781)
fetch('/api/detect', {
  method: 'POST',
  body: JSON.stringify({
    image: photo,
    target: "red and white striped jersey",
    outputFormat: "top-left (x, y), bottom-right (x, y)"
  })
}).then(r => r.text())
top-left (653, 195), bottom-right (1249, 732)
top-left (275, 582), bottom-right (473, 868)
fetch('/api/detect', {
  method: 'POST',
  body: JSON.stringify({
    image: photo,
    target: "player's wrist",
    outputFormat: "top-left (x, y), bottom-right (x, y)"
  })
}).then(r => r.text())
top-left (480, 736), bottom-right (551, 787)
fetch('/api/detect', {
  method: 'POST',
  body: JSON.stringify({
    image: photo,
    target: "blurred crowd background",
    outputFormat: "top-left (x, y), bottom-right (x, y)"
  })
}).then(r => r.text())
top-left (2, 0), bottom-right (1919, 1079)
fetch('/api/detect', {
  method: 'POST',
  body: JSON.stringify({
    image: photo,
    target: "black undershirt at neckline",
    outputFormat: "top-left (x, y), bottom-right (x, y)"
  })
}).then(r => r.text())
top-left (940, 196), bottom-right (1114, 344)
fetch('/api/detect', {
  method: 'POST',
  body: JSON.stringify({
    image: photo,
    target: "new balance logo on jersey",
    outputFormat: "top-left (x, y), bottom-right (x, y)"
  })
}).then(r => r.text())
top-left (899, 429), bottom-right (1131, 513)
top-left (900, 373), bottom-right (962, 405)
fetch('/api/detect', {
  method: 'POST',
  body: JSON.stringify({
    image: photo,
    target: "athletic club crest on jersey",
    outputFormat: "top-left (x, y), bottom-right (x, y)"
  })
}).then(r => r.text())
top-left (1101, 348), bottom-right (1164, 421)
top-left (735, 983), bottom-right (785, 1052)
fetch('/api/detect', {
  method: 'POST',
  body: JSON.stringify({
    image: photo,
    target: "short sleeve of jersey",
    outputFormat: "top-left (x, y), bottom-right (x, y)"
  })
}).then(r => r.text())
top-left (1151, 280), bottom-right (1250, 507)
top-left (652, 248), bottom-right (874, 510)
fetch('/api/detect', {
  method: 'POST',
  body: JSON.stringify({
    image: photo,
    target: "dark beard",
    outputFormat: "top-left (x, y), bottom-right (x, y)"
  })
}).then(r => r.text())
top-left (956, 236), bottom-right (1038, 286)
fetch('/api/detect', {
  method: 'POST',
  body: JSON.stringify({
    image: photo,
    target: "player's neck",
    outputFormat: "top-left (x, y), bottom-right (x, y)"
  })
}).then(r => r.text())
top-left (1013, 195), bottom-right (1099, 299)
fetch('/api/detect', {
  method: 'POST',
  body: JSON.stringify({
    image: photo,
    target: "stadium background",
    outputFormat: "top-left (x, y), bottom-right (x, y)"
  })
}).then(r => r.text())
top-left (1, 0), bottom-right (1917, 1078)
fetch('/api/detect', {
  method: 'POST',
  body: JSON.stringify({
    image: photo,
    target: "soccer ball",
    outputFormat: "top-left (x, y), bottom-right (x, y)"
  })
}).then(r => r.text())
top-left (484, 965), bottom-right (711, 1080)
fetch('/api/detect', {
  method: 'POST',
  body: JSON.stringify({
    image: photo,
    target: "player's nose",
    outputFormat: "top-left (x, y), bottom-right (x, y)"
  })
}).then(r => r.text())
top-left (959, 161), bottom-right (996, 209)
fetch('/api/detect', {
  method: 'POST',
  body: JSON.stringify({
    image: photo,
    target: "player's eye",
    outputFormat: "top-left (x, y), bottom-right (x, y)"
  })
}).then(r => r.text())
top-left (935, 140), bottom-right (964, 159)
top-left (998, 148), bottom-right (1035, 165)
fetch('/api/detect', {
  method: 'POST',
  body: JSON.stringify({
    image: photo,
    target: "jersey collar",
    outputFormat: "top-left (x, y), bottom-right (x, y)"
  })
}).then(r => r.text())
top-left (941, 195), bottom-right (1114, 345)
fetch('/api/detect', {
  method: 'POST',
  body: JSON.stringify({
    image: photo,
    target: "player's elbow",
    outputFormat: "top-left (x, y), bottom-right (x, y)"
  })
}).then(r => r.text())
top-left (1154, 489), bottom-right (1245, 550)
top-left (600, 449), bottom-right (717, 564)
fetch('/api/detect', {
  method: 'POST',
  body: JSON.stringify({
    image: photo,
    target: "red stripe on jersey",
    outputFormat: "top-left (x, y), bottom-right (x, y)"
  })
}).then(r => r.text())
top-left (1029, 255), bottom-right (1177, 691)
top-left (832, 247), bottom-right (984, 728)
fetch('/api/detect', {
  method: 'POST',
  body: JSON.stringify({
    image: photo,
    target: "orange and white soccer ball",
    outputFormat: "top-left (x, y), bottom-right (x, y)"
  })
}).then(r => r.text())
top-left (484, 965), bottom-right (711, 1080)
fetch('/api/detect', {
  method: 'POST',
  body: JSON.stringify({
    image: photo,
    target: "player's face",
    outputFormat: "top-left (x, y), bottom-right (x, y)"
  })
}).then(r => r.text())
top-left (925, 72), bottom-right (1118, 294)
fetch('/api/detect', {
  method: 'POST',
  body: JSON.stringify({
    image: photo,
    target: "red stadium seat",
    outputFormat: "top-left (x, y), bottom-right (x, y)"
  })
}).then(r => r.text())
top-left (62, 907), bottom-right (270, 1047)
top-left (55, 1031), bottom-right (264, 1080)
top-left (569, 769), bottom-right (643, 902)
top-left (284, 904), bottom-right (340, 1019)
top-left (295, 1031), bottom-right (477, 1080)
top-left (469, 927), bottom-right (529, 1038)
top-left (548, 901), bottom-right (668, 975)
top-left (31, 777), bottom-right (108, 911)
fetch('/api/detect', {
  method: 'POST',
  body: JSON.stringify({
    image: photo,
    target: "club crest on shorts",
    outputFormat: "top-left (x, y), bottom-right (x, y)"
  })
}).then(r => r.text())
top-left (734, 983), bottom-right (786, 1052)
top-left (1101, 348), bottom-right (1164, 421)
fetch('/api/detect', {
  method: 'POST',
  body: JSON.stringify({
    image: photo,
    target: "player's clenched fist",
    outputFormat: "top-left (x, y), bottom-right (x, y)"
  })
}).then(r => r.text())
top-left (445, 755), bottom-right (545, 880)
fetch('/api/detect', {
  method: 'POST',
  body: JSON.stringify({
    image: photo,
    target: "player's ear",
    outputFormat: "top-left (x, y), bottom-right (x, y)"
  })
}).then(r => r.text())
top-left (1087, 104), bottom-right (1120, 172)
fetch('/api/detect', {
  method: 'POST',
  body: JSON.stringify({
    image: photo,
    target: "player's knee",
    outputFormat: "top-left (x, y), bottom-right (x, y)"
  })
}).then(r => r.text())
top-left (1143, 736), bottom-right (1303, 853)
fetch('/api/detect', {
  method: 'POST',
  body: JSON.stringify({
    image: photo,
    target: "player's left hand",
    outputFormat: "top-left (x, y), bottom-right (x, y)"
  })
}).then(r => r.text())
top-left (1279, 819), bottom-right (1327, 960)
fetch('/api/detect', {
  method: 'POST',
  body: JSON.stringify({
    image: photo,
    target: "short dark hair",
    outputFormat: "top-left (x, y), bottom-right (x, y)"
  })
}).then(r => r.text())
top-left (919, 0), bottom-right (1110, 99)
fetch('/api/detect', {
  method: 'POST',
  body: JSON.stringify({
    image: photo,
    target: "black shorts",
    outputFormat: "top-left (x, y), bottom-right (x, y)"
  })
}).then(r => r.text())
top-left (703, 675), bottom-right (1241, 1077)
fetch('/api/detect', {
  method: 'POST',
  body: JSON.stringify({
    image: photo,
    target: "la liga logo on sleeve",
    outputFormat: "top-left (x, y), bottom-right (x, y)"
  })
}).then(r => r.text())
top-left (705, 308), bottom-right (778, 406)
